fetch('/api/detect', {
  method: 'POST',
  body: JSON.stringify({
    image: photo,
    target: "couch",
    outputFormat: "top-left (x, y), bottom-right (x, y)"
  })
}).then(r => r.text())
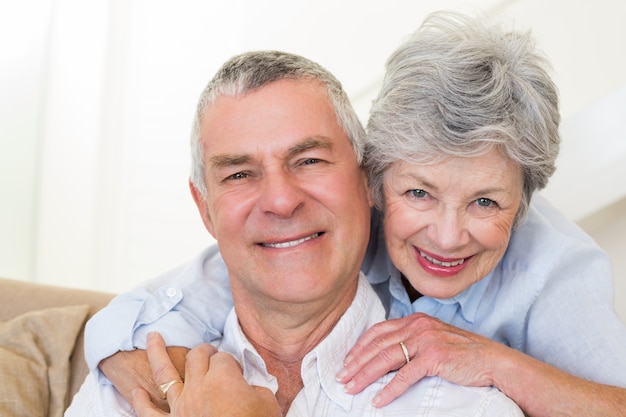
top-left (0, 277), bottom-right (115, 417)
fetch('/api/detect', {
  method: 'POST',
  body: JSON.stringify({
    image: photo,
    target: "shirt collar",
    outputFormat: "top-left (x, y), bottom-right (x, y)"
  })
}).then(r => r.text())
top-left (387, 261), bottom-right (495, 324)
top-left (218, 274), bottom-right (386, 412)
top-left (218, 313), bottom-right (279, 393)
top-left (302, 274), bottom-right (384, 410)
top-left (448, 270), bottom-right (494, 323)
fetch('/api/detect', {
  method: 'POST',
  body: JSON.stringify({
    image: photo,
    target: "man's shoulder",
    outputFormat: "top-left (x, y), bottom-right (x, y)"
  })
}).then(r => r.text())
top-left (388, 376), bottom-right (522, 416)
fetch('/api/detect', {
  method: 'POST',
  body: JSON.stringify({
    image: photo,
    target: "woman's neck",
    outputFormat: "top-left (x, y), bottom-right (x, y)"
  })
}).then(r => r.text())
top-left (402, 274), bottom-right (423, 302)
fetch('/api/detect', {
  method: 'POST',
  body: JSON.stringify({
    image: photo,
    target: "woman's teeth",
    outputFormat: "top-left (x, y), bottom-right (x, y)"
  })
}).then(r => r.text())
top-left (419, 250), bottom-right (465, 267)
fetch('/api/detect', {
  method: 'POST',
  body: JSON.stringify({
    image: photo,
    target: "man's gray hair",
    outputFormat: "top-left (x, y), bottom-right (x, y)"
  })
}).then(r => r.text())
top-left (190, 50), bottom-right (365, 198)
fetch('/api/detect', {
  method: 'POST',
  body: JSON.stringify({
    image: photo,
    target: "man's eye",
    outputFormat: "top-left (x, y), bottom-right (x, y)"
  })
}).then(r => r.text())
top-left (226, 172), bottom-right (249, 181)
top-left (408, 189), bottom-right (428, 198)
top-left (302, 158), bottom-right (321, 165)
top-left (476, 198), bottom-right (496, 208)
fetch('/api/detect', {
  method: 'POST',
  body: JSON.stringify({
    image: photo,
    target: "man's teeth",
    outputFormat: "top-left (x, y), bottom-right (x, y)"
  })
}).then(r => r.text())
top-left (263, 233), bottom-right (320, 248)
top-left (419, 250), bottom-right (465, 267)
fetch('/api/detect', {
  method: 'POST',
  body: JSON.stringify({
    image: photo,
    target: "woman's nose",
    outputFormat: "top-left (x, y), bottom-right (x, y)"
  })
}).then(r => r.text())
top-left (427, 208), bottom-right (470, 252)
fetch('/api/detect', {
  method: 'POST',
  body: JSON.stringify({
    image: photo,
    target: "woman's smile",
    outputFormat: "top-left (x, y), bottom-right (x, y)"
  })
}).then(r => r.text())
top-left (414, 247), bottom-right (470, 277)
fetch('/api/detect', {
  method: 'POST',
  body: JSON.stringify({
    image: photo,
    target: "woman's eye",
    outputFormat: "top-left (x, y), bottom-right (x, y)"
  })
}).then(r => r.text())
top-left (408, 189), bottom-right (428, 198)
top-left (476, 198), bottom-right (496, 208)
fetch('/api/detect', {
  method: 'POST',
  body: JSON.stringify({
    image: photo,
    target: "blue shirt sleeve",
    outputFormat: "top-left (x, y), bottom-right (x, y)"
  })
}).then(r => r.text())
top-left (524, 237), bottom-right (626, 387)
top-left (84, 245), bottom-right (234, 383)
top-left (492, 195), bottom-right (626, 386)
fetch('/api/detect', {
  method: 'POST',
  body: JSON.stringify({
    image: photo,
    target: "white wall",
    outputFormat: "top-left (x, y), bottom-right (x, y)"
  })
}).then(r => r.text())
top-left (0, 1), bottom-right (53, 281)
top-left (1, 0), bottom-right (625, 322)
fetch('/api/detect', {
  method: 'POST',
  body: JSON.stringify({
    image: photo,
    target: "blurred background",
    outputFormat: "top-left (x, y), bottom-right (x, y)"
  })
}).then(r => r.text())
top-left (1, 0), bottom-right (625, 322)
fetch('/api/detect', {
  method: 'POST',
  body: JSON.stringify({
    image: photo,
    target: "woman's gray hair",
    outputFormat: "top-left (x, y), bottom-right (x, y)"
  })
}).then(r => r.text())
top-left (366, 11), bottom-right (561, 226)
top-left (190, 50), bottom-right (366, 198)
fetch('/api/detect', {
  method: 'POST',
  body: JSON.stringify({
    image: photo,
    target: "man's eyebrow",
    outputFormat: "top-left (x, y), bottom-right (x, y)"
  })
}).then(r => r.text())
top-left (288, 137), bottom-right (333, 156)
top-left (208, 137), bottom-right (334, 169)
top-left (209, 154), bottom-right (251, 169)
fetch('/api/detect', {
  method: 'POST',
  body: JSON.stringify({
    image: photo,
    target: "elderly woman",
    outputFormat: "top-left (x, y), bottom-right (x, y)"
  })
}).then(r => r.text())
top-left (337, 11), bottom-right (626, 416)
top-left (83, 12), bottom-right (626, 417)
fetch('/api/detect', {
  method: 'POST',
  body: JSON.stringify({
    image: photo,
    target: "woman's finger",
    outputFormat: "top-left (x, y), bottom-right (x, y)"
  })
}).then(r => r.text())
top-left (341, 337), bottom-right (422, 394)
top-left (343, 319), bottom-right (403, 366)
top-left (371, 361), bottom-right (429, 407)
top-left (338, 314), bottom-right (431, 383)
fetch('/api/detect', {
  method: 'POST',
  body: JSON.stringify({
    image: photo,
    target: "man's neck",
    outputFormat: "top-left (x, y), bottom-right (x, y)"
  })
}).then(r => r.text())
top-left (233, 281), bottom-right (358, 414)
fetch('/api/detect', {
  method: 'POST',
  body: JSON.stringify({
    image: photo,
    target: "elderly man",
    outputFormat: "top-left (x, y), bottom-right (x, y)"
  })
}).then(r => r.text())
top-left (66, 50), bottom-right (521, 416)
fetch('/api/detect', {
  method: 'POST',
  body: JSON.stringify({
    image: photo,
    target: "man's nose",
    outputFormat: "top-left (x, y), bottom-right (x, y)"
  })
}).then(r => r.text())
top-left (257, 170), bottom-right (304, 218)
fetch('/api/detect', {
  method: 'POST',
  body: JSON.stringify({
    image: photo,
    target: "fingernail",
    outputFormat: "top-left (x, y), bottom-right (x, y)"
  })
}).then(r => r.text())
top-left (336, 368), bottom-right (347, 381)
top-left (372, 395), bottom-right (381, 407)
top-left (343, 380), bottom-right (354, 392)
top-left (344, 354), bottom-right (353, 365)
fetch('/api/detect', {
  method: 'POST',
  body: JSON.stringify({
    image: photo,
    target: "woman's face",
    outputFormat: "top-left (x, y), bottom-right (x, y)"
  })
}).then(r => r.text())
top-left (383, 149), bottom-right (523, 299)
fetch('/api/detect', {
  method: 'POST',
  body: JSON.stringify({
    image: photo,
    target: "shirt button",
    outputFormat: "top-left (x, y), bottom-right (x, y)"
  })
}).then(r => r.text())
top-left (166, 287), bottom-right (177, 298)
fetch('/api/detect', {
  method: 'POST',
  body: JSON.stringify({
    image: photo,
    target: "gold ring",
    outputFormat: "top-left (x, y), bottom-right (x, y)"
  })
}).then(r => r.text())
top-left (399, 341), bottom-right (411, 365)
top-left (159, 379), bottom-right (183, 399)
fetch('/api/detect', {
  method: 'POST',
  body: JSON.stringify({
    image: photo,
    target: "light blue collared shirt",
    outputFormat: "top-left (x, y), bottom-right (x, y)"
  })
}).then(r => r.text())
top-left (69, 276), bottom-right (523, 416)
top-left (85, 194), bottom-right (626, 388)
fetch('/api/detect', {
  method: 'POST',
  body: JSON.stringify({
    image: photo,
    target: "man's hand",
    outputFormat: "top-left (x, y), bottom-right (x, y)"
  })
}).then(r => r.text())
top-left (132, 332), bottom-right (281, 417)
top-left (336, 313), bottom-right (501, 407)
top-left (100, 345), bottom-right (193, 411)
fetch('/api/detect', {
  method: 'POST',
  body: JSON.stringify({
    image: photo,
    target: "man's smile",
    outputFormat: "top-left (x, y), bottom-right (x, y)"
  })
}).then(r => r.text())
top-left (261, 232), bottom-right (323, 248)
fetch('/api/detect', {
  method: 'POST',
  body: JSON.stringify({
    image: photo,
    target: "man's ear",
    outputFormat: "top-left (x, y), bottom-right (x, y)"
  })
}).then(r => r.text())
top-left (362, 169), bottom-right (374, 208)
top-left (189, 180), bottom-right (217, 238)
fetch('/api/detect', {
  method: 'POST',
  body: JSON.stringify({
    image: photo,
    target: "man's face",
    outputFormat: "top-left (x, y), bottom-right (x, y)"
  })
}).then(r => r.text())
top-left (193, 79), bottom-right (372, 308)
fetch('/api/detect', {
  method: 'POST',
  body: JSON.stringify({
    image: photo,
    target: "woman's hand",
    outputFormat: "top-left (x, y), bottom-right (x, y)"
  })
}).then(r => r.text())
top-left (132, 332), bottom-right (280, 417)
top-left (336, 313), bottom-right (504, 407)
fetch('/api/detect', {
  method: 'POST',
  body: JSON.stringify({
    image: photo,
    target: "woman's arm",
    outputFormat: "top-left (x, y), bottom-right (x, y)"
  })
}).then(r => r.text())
top-left (86, 246), bottom-right (234, 409)
top-left (495, 346), bottom-right (626, 417)
top-left (336, 313), bottom-right (626, 416)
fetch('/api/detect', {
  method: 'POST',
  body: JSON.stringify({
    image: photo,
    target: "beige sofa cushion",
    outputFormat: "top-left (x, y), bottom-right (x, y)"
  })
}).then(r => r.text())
top-left (0, 305), bottom-right (90, 417)
top-left (0, 277), bottom-right (115, 415)
top-left (0, 278), bottom-right (115, 403)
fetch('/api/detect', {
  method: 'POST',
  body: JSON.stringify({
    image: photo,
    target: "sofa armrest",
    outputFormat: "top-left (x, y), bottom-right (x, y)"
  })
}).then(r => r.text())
top-left (0, 277), bottom-right (115, 399)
